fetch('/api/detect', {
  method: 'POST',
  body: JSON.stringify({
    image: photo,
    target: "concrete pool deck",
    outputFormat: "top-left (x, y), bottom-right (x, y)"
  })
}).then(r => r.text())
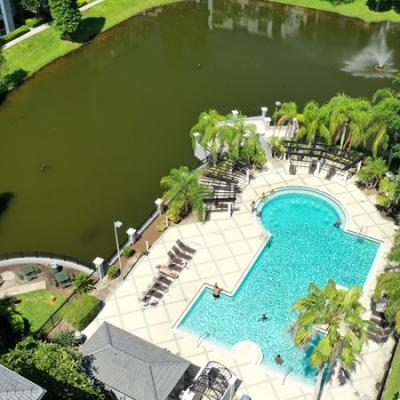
top-left (85, 161), bottom-right (396, 400)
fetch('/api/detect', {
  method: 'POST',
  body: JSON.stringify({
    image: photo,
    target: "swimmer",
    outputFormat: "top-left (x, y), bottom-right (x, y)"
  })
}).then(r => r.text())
top-left (334, 219), bottom-right (342, 228)
top-left (275, 354), bottom-right (283, 365)
top-left (259, 313), bottom-right (268, 322)
top-left (213, 283), bottom-right (222, 300)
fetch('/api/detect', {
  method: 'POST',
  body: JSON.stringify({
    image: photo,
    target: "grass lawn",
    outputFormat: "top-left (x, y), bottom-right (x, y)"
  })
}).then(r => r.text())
top-left (15, 289), bottom-right (66, 333)
top-left (3, 0), bottom-right (400, 90)
top-left (384, 342), bottom-right (400, 400)
top-left (3, 0), bottom-right (181, 89)
top-left (269, 0), bottom-right (400, 23)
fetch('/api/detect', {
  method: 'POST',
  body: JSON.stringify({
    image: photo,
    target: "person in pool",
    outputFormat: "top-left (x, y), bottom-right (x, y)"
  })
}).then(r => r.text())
top-left (275, 354), bottom-right (283, 365)
top-left (259, 313), bottom-right (268, 322)
top-left (334, 219), bottom-right (342, 228)
top-left (213, 283), bottom-right (222, 300)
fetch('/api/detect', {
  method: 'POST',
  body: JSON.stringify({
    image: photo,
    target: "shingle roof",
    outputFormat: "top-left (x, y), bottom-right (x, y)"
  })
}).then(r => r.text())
top-left (82, 322), bottom-right (190, 400)
top-left (0, 364), bottom-right (46, 400)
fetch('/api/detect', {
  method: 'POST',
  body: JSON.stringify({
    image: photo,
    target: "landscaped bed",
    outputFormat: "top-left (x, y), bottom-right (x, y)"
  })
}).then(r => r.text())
top-left (384, 343), bottom-right (400, 400)
top-left (15, 289), bottom-right (66, 333)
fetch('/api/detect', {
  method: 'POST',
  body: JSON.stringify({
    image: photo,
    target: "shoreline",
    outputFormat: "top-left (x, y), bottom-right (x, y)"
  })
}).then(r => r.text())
top-left (2, 0), bottom-right (400, 94)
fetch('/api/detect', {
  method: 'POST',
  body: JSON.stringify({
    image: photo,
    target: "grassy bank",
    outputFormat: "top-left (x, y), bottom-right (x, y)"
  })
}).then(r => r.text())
top-left (269, 0), bottom-right (400, 22)
top-left (3, 0), bottom-right (181, 88)
top-left (2, 0), bottom-right (400, 88)
top-left (384, 343), bottom-right (400, 400)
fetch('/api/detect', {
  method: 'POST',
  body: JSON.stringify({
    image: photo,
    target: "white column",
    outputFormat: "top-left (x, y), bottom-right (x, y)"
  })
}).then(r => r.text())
top-left (155, 198), bottom-right (164, 215)
top-left (264, 117), bottom-right (271, 130)
top-left (93, 257), bottom-right (105, 279)
top-left (261, 107), bottom-right (268, 118)
top-left (343, 171), bottom-right (349, 183)
top-left (126, 228), bottom-right (137, 245)
top-left (314, 160), bottom-right (321, 176)
top-left (232, 110), bottom-right (239, 119)
top-left (357, 160), bottom-right (362, 172)
top-left (246, 169), bottom-right (250, 184)
top-left (0, 0), bottom-right (15, 34)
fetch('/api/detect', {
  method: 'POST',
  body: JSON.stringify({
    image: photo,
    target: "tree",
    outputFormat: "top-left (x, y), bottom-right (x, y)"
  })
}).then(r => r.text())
top-left (49, 0), bottom-right (81, 40)
top-left (388, 231), bottom-right (400, 264)
top-left (376, 177), bottom-right (400, 212)
top-left (268, 134), bottom-right (286, 158)
top-left (292, 280), bottom-right (368, 400)
top-left (274, 101), bottom-right (300, 126)
top-left (296, 101), bottom-right (332, 145)
top-left (373, 272), bottom-right (400, 332)
top-left (1, 337), bottom-right (107, 399)
top-left (0, 297), bottom-right (25, 351)
top-left (161, 166), bottom-right (208, 221)
top-left (19, 0), bottom-right (42, 15)
top-left (357, 157), bottom-right (388, 189)
top-left (190, 110), bottom-right (224, 160)
top-left (240, 132), bottom-right (267, 167)
top-left (73, 273), bottom-right (95, 294)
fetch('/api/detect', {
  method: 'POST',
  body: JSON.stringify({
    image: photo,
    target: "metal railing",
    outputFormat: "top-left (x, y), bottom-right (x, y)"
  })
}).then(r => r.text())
top-left (0, 251), bottom-right (95, 270)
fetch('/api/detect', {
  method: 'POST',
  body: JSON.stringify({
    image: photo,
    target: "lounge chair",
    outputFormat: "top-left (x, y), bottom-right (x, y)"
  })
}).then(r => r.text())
top-left (159, 266), bottom-right (179, 279)
top-left (177, 239), bottom-right (196, 254)
top-left (172, 245), bottom-right (192, 261)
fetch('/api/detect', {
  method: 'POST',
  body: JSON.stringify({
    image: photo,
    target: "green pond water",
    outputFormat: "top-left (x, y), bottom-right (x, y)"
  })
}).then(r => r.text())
top-left (0, 0), bottom-right (398, 261)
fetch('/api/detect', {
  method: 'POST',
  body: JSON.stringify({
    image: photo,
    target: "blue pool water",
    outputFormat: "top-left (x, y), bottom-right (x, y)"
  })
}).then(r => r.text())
top-left (178, 189), bottom-right (380, 380)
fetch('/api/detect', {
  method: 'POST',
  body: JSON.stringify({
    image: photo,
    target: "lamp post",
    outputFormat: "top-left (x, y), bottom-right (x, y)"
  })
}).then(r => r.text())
top-left (114, 220), bottom-right (123, 271)
top-left (274, 101), bottom-right (281, 133)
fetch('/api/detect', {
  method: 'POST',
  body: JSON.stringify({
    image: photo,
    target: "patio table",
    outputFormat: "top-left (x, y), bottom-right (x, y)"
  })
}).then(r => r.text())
top-left (20, 265), bottom-right (37, 280)
top-left (54, 271), bottom-right (72, 287)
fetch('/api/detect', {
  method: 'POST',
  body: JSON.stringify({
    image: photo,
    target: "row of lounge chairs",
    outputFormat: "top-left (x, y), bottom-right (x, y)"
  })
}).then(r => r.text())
top-left (142, 239), bottom-right (196, 307)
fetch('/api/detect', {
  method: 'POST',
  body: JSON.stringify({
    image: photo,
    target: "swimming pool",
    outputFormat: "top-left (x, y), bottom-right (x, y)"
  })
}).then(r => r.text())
top-left (177, 188), bottom-right (380, 380)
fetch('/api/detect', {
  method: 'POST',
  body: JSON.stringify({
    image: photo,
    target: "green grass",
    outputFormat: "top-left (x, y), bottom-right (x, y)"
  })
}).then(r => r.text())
top-left (384, 344), bottom-right (400, 400)
top-left (268, 0), bottom-right (400, 22)
top-left (15, 289), bottom-right (66, 333)
top-left (3, 0), bottom-right (181, 88)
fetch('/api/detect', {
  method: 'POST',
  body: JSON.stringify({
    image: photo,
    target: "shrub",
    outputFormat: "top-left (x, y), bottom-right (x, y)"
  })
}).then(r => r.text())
top-left (122, 245), bottom-right (134, 257)
top-left (0, 25), bottom-right (30, 45)
top-left (25, 16), bottom-right (44, 28)
top-left (63, 294), bottom-right (102, 331)
top-left (156, 222), bottom-right (168, 232)
top-left (76, 0), bottom-right (88, 6)
top-left (73, 272), bottom-right (95, 294)
top-left (107, 264), bottom-right (120, 279)
top-left (50, 329), bottom-right (75, 347)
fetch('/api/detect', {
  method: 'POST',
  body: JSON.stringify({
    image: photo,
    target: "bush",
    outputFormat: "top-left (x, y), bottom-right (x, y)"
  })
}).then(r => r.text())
top-left (63, 294), bottom-right (102, 331)
top-left (76, 0), bottom-right (88, 6)
top-left (0, 25), bottom-right (30, 45)
top-left (25, 16), bottom-right (44, 28)
top-left (156, 222), bottom-right (168, 232)
top-left (50, 329), bottom-right (75, 347)
top-left (107, 264), bottom-right (120, 279)
top-left (122, 245), bottom-right (134, 257)
top-left (49, 0), bottom-right (81, 39)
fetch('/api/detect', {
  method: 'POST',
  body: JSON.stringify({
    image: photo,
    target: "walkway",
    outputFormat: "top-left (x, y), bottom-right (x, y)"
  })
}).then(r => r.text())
top-left (84, 161), bottom-right (396, 400)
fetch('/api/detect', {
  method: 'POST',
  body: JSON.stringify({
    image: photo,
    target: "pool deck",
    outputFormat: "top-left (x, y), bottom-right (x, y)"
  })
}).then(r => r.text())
top-left (85, 160), bottom-right (396, 400)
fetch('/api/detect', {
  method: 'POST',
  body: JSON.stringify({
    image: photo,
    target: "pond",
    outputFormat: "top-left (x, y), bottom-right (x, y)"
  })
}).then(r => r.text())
top-left (0, 0), bottom-right (398, 261)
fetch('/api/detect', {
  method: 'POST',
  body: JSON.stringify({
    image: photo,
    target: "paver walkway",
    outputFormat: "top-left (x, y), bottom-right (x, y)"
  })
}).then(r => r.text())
top-left (85, 161), bottom-right (396, 400)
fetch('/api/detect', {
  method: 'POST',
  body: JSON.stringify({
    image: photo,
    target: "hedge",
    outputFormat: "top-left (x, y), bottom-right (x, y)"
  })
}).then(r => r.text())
top-left (63, 294), bottom-right (102, 331)
top-left (25, 17), bottom-right (45, 28)
top-left (0, 25), bottom-right (30, 45)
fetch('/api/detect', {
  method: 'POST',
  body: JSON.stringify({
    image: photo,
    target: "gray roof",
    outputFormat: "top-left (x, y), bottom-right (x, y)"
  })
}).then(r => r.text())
top-left (0, 364), bottom-right (46, 400)
top-left (82, 322), bottom-right (190, 400)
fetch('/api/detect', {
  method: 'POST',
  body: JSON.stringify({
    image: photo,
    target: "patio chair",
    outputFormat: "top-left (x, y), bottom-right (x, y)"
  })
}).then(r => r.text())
top-left (172, 245), bottom-right (192, 261)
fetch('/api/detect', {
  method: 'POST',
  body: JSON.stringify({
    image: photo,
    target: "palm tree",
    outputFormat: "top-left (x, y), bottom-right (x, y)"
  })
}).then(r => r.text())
top-left (274, 101), bottom-right (301, 126)
top-left (161, 166), bottom-right (208, 221)
top-left (240, 132), bottom-right (267, 167)
top-left (292, 280), bottom-right (369, 400)
top-left (357, 157), bottom-right (388, 189)
top-left (73, 273), bottom-right (95, 294)
top-left (327, 94), bottom-right (372, 150)
top-left (190, 109), bottom-right (224, 159)
top-left (296, 101), bottom-right (332, 145)
top-left (268, 134), bottom-right (285, 158)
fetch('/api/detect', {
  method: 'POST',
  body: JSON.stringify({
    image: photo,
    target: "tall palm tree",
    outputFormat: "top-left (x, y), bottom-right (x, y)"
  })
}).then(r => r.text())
top-left (275, 101), bottom-right (301, 126)
top-left (327, 94), bottom-right (372, 150)
top-left (296, 101), bottom-right (332, 145)
top-left (190, 109), bottom-right (224, 158)
top-left (292, 280), bottom-right (369, 400)
top-left (160, 166), bottom-right (208, 221)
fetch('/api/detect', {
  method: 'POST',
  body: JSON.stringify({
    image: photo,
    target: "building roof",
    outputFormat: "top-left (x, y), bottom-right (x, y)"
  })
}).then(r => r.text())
top-left (82, 322), bottom-right (190, 400)
top-left (0, 364), bottom-right (46, 400)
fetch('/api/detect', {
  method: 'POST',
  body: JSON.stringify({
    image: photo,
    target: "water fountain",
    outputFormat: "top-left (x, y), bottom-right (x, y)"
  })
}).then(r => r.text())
top-left (342, 26), bottom-right (397, 79)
